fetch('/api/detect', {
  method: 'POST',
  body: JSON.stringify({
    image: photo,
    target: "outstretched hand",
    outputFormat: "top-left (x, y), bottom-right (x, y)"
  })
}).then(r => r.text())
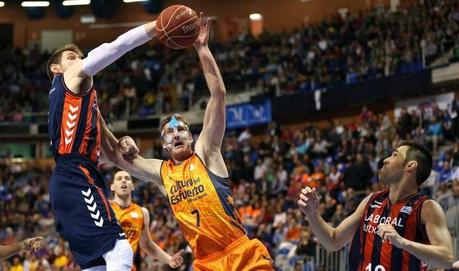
top-left (193, 13), bottom-right (212, 50)
top-left (168, 249), bottom-right (184, 268)
top-left (21, 236), bottom-right (44, 253)
top-left (118, 136), bottom-right (139, 160)
top-left (298, 186), bottom-right (320, 217)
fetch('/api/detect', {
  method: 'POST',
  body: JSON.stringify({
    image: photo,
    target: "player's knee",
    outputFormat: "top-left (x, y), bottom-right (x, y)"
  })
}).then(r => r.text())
top-left (103, 239), bottom-right (133, 271)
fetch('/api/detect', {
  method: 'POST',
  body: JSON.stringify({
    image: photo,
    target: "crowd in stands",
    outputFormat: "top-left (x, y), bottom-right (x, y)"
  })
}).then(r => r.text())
top-left (0, 101), bottom-right (458, 270)
top-left (0, 0), bottom-right (458, 122)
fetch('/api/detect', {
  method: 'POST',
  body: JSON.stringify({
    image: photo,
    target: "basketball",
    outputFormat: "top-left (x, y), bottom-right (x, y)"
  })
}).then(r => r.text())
top-left (156, 5), bottom-right (200, 50)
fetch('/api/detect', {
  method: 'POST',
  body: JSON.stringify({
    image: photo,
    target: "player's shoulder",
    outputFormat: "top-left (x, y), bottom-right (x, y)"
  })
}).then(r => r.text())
top-left (420, 199), bottom-right (445, 224)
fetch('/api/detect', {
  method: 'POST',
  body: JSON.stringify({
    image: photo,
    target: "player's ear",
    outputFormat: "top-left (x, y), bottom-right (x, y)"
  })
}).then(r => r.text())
top-left (406, 160), bottom-right (418, 172)
top-left (50, 63), bottom-right (62, 74)
top-left (110, 183), bottom-right (115, 192)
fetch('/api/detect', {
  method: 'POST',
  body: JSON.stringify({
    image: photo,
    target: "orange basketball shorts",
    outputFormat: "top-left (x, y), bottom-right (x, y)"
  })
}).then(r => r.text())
top-left (193, 236), bottom-right (277, 271)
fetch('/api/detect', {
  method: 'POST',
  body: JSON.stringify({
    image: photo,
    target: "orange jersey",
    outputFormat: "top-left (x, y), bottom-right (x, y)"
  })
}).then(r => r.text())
top-left (110, 201), bottom-right (144, 254)
top-left (160, 153), bottom-right (246, 259)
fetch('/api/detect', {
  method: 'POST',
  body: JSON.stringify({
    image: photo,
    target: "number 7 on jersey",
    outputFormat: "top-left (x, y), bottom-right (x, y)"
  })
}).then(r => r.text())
top-left (191, 209), bottom-right (200, 227)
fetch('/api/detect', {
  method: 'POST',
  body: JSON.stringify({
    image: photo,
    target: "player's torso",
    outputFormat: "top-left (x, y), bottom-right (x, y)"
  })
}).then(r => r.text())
top-left (349, 190), bottom-right (429, 271)
top-left (111, 201), bottom-right (144, 254)
top-left (160, 154), bottom-right (245, 259)
top-left (48, 74), bottom-right (101, 163)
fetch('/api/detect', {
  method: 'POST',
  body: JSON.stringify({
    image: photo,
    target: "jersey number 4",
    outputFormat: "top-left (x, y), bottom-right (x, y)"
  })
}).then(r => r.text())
top-left (191, 209), bottom-right (200, 227)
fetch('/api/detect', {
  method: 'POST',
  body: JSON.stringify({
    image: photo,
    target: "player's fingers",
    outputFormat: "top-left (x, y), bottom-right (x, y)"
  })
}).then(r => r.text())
top-left (298, 199), bottom-right (307, 207)
top-left (199, 12), bottom-right (204, 25)
top-left (305, 186), bottom-right (312, 193)
top-left (120, 140), bottom-right (128, 151)
top-left (301, 187), bottom-right (311, 196)
top-left (299, 194), bottom-right (309, 202)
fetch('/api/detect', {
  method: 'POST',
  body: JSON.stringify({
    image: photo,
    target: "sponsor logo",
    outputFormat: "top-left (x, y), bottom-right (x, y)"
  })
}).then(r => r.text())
top-left (400, 206), bottom-right (413, 215)
top-left (169, 177), bottom-right (206, 205)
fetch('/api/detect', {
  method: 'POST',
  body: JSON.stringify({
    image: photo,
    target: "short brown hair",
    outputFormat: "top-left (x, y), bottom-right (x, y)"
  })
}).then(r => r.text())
top-left (46, 44), bottom-right (83, 81)
top-left (159, 114), bottom-right (189, 132)
top-left (399, 141), bottom-right (433, 185)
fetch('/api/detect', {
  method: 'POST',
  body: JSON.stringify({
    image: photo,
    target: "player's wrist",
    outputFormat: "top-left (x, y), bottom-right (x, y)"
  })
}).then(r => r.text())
top-left (195, 45), bottom-right (210, 54)
top-left (18, 240), bottom-right (26, 252)
top-left (398, 237), bottom-right (410, 249)
top-left (306, 210), bottom-right (320, 220)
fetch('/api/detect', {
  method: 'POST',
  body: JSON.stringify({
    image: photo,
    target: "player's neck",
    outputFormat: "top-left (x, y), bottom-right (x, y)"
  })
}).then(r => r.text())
top-left (388, 178), bottom-right (418, 204)
top-left (113, 196), bottom-right (131, 208)
top-left (172, 151), bottom-right (193, 165)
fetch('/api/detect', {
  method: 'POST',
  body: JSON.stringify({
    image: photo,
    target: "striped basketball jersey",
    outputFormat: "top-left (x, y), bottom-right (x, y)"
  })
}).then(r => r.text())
top-left (349, 190), bottom-right (429, 271)
top-left (160, 153), bottom-right (246, 259)
top-left (48, 74), bottom-right (101, 163)
top-left (110, 201), bottom-right (144, 254)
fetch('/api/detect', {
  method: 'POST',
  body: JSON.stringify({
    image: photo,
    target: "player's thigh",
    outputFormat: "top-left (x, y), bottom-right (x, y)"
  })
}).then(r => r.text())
top-left (103, 239), bottom-right (133, 271)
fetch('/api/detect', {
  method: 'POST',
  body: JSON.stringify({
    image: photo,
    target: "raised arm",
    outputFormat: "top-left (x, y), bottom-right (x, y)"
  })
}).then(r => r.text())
top-left (99, 118), bottom-right (165, 195)
top-left (63, 21), bottom-right (157, 94)
top-left (140, 207), bottom-right (184, 268)
top-left (378, 200), bottom-right (453, 269)
top-left (298, 187), bottom-right (370, 251)
top-left (193, 16), bottom-right (228, 177)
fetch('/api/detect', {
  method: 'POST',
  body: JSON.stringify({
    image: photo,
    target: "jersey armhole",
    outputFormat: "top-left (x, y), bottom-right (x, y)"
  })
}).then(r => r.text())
top-left (194, 153), bottom-right (230, 184)
top-left (417, 197), bottom-right (429, 242)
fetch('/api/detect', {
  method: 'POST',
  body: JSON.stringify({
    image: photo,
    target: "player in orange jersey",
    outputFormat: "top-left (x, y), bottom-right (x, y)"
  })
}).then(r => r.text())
top-left (100, 16), bottom-right (277, 271)
top-left (110, 170), bottom-right (183, 270)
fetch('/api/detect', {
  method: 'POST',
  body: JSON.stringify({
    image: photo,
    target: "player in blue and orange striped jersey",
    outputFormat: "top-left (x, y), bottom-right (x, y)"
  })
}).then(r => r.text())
top-left (47, 19), bottom-right (160, 271)
top-left (110, 170), bottom-right (183, 271)
top-left (298, 141), bottom-right (454, 271)
top-left (100, 15), bottom-right (277, 271)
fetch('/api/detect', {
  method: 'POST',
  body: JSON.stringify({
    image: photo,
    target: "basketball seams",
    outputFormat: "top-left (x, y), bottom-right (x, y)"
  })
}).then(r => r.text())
top-left (158, 16), bottom-right (198, 41)
top-left (158, 5), bottom-right (186, 32)
top-left (165, 6), bottom-right (186, 31)
top-left (166, 39), bottom-right (186, 49)
top-left (156, 5), bottom-right (200, 49)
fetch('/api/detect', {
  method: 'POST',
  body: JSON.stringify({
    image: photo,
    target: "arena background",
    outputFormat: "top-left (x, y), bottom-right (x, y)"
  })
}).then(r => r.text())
top-left (0, 0), bottom-right (458, 270)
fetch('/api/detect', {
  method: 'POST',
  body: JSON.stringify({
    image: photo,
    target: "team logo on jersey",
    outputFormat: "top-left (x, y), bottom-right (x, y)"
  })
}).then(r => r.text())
top-left (400, 206), bottom-right (413, 215)
top-left (131, 211), bottom-right (139, 219)
top-left (369, 200), bottom-right (382, 209)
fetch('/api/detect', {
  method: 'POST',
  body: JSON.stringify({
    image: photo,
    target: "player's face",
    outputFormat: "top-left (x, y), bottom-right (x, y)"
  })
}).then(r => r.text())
top-left (161, 119), bottom-right (193, 161)
top-left (378, 146), bottom-right (408, 185)
top-left (111, 171), bottom-right (134, 197)
top-left (59, 51), bottom-right (82, 73)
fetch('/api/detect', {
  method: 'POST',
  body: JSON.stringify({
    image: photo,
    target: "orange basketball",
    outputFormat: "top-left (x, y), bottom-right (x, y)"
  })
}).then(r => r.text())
top-left (156, 5), bottom-right (200, 50)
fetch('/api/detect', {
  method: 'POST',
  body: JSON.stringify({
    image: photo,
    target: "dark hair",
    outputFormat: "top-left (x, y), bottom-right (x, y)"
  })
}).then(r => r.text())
top-left (46, 44), bottom-right (83, 81)
top-left (159, 114), bottom-right (189, 132)
top-left (398, 141), bottom-right (433, 185)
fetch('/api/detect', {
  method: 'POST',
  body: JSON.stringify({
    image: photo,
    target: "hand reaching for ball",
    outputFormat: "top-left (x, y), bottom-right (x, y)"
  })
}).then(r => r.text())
top-left (193, 13), bottom-right (212, 50)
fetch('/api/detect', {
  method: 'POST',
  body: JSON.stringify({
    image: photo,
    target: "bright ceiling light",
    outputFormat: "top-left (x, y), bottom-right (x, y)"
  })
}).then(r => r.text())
top-left (0, 2), bottom-right (4, 7)
top-left (123, 0), bottom-right (147, 2)
top-left (21, 1), bottom-right (50, 7)
top-left (249, 13), bottom-right (263, 21)
top-left (63, 0), bottom-right (90, 6)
